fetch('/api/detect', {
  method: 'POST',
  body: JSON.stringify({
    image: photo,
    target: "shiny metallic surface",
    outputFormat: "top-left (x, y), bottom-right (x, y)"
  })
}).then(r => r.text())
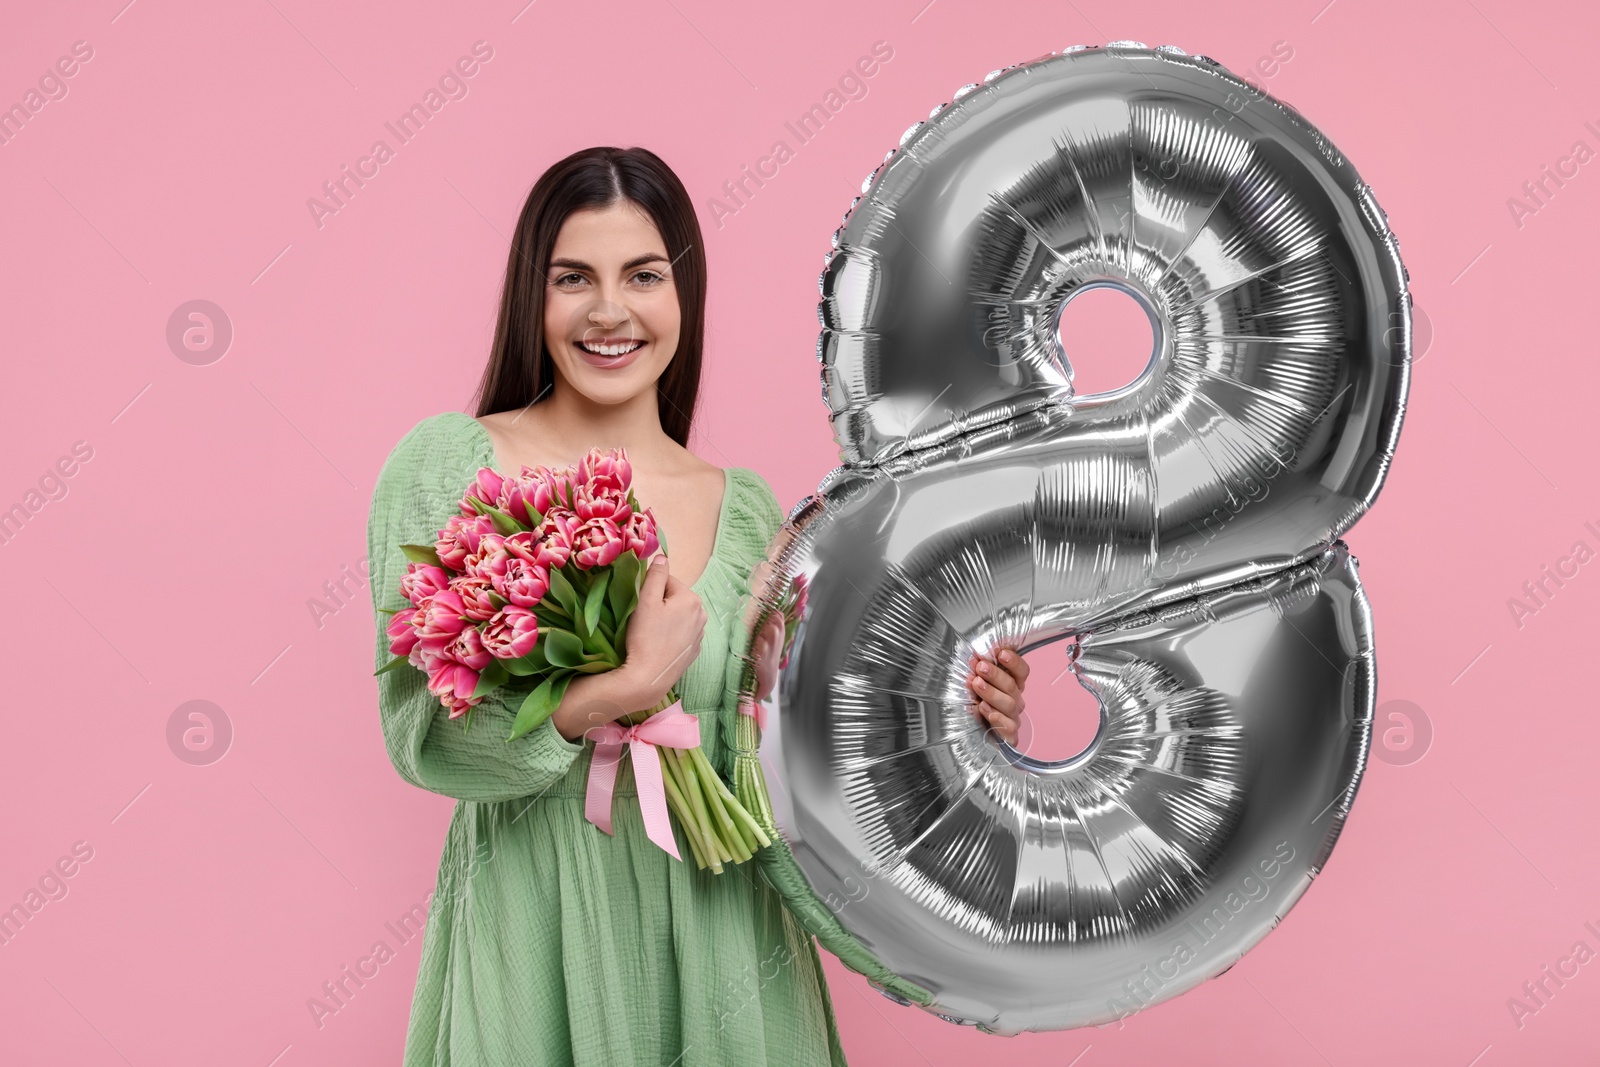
top-left (736, 42), bottom-right (1409, 1034)
top-left (817, 43), bottom-right (1409, 475)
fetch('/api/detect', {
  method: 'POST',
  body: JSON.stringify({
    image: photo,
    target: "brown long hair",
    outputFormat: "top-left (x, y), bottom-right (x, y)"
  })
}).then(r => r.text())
top-left (472, 146), bottom-right (707, 447)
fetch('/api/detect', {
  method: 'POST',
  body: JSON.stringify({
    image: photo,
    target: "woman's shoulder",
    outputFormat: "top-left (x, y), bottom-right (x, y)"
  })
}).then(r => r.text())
top-left (385, 410), bottom-right (481, 459)
top-left (719, 465), bottom-right (786, 548)
top-left (371, 411), bottom-right (486, 509)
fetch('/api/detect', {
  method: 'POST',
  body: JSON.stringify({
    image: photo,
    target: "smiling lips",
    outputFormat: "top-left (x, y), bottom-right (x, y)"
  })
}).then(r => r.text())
top-left (572, 337), bottom-right (647, 369)
top-left (576, 338), bottom-right (644, 357)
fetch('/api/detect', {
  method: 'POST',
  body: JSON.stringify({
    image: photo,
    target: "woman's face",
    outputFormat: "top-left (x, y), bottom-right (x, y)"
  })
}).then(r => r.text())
top-left (542, 201), bottom-right (681, 407)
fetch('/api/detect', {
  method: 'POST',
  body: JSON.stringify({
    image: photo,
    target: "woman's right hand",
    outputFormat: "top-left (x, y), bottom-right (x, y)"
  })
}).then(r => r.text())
top-left (618, 551), bottom-right (707, 710)
top-left (550, 553), bottom-right (706, 742)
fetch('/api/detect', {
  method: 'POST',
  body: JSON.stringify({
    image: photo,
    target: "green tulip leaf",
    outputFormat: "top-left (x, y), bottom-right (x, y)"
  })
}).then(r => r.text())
top-left (466, 494), bottom-right (525, 535)
top-left (399, 543), bottom-right (442, 567)
top-left (509, 671), bottom-right (575, 741)
top-left (583, 570), bottom-right (610, 637)
top-left (503, 641), bottom-right (550, 676)
top-left (608, 553), bottom-right (639, 621)
top-left (548, 566), bottom-right (581, 617)
top-left (543, 628), bottom-right (585, 669)
top-left (471, 658), bottom-right (510, 699)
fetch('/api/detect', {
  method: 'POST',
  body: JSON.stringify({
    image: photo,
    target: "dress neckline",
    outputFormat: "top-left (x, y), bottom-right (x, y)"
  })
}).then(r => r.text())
top-left (456, 411), bottom-right (733, 596)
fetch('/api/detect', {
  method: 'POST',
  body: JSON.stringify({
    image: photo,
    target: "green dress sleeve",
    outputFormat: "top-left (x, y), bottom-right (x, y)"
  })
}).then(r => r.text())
top-left (367, 413), bottom-right (584, 804)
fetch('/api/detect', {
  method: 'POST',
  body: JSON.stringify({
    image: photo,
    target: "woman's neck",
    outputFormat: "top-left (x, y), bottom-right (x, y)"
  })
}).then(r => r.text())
top-left (530, 380), bottom-right (674, 465)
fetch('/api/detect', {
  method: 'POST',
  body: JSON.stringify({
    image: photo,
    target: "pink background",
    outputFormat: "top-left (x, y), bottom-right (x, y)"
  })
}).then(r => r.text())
top-left (2, 0), bottom-right (1595, 1063)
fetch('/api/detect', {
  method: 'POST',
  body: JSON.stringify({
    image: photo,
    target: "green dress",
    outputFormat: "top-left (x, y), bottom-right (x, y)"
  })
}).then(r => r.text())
top-left (366, 411), bottom-right (849, 1067)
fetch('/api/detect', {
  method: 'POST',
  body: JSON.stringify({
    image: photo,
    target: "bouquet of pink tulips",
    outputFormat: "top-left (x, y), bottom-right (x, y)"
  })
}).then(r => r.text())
top-left (376, 446), bottom-right (769, 874)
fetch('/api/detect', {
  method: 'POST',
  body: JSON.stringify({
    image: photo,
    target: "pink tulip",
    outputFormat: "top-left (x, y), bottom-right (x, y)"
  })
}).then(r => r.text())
top-left (417, 590), bottom-right (470, 642)
top-left (460, 467), bottom-right (507, 518)
top-left (573, 483), bottom-right (632, 525)
top-left (409, 635), bottom-right (454, 675)
top-left (424, 625), bottom-right (494, 711)
top-left (399, 563), bottom-right (450, 607)
top-left (576, 446), bottom-right (632, 495)
top-left (386, 605), bottom-right (423, 657)
top-left (622, 507), bottom-right (659, 558)
top-left (482, 606), bottom-right (539, 660)
top-left (439, 690), bottom-right (480, 720)
top-left (427, 659), bottom-right (481, 717)
top-left (451, 575), bottom-right (501, 622)
top-left (449, 624), bottom-right (493, 670)
top-left (495, 556), bottom-right (550, 607)
top-left (571, 515), bottom-right (625, 570)
top-left (506, 509), bottom-right (577, 570)
top-left (435, 513), bottom-right (496, 571)
top-left (547, 506), bottom-right (580, 536)
top-left (557, 470), bottom-right (581, 511)
top-left (463, 533), bottom-right (511, 581)
top-left (501, 531), bottom-right (543, 569)
top-left (498, 465), bottom-right (563, 525)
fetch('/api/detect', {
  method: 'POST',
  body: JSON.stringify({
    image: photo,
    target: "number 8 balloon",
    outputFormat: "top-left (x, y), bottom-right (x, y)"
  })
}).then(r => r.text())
top-left (730, 42), bottom-right (1409, 1034)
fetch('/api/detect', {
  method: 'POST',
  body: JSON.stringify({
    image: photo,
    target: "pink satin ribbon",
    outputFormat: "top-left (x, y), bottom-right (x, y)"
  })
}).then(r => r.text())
top-left (737, 694), bottom-right (766, 731)
top-left (583, 701), bottom-right (700, 860)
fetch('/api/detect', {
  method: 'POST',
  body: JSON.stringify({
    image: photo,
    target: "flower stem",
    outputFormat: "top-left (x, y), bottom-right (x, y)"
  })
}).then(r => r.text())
top-left (673, 747), bottom-right (728, 868)
top-left (695, 753), bottom-right (741, 840)
top-left (659, 760), bottom-right (710, 869)
top-left (666, 747), bottom-right (722, 872)
top-left (692, 749), bottom-right (755, 860)
top-left (697, 746), bottom-right (771, 850)
top-left (700, 771), bottom-right (750, 864)
top-left (681, 815), bottom-right (712, 871)
top-left (656, 747), bottom-right (692, 830)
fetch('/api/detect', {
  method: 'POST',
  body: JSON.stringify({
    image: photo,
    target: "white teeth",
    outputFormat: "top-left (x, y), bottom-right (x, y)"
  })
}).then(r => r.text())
top-left (578, 340), bottom-right (643, 357)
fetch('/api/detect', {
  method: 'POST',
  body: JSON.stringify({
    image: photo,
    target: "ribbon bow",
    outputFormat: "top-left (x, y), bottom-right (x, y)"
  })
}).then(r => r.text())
top-left (584, 701), bottom-right (701, 859)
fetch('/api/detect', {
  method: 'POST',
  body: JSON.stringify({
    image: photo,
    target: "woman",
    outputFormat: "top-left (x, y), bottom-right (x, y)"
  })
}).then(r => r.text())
top-left (366, 146), bottom-right (1031, 1066)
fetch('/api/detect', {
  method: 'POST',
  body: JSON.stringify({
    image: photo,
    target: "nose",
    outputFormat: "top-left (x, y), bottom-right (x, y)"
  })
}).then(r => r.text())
top-left (582, 298), bottom-right (635, 336)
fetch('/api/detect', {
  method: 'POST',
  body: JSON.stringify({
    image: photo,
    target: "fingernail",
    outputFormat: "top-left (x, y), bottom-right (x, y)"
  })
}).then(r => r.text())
top-left (977, 662), bottom-right (990, 674)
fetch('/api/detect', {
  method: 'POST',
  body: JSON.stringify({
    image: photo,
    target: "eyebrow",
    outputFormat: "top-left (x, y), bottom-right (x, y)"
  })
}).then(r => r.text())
top-left (547, 253), bottom-right (670, 272)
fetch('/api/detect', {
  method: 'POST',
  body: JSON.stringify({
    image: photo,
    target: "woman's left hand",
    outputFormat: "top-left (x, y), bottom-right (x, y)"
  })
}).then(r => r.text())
top-left (751, 610), bottom-right (786, 703)
top-left (967, 648), bottom-right (1029, 746)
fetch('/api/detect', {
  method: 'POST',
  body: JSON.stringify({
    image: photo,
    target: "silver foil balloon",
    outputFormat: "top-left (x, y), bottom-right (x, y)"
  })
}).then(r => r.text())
top-left (732, 41), bottom-right (1409, 1035)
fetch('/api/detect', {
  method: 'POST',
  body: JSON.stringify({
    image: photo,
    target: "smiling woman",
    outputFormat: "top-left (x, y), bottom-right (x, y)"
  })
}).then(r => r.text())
top-left (369, 146), bottom-right (850, 1067)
